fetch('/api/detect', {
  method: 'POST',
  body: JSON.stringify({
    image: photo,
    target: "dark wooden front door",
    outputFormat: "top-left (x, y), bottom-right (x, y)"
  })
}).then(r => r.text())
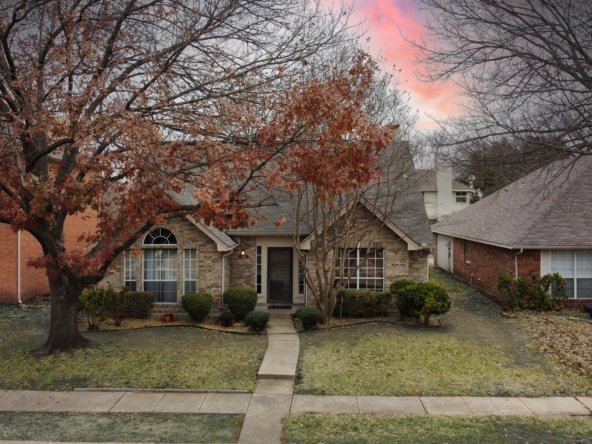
top-left (267, 248), bottom-right (293, 304)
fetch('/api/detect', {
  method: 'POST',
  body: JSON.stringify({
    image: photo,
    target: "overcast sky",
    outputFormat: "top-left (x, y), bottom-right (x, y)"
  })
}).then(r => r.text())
top-left (322, 0), bottom-right (461, 131)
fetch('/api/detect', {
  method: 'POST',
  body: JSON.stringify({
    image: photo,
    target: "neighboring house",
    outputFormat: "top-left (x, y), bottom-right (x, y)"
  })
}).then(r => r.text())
top-left (432, 156), bottom-right (592, 307)
top-left (101, 144), bottom-right (433, 310)
top-left (418, 165), bottom-right (474, 222)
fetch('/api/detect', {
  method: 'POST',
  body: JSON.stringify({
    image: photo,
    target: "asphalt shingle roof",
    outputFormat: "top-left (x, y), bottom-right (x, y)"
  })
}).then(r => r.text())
top-left (432, 156), bottom-right (592, 248)
top-left (172, 142), bottom-right (433, 248)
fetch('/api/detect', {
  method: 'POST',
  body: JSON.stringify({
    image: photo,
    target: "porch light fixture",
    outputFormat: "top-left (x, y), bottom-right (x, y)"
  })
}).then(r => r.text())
top-left (239, 250), bottom-right (249, 259)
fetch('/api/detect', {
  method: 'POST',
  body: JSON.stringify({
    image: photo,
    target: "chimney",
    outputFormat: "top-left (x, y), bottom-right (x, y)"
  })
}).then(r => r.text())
top-left (436, 159), bottom-right (453, 219)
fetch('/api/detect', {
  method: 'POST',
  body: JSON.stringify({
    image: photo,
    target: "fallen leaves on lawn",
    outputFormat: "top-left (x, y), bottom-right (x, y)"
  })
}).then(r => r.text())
top-left (517, 314), bottom-right (592, 377)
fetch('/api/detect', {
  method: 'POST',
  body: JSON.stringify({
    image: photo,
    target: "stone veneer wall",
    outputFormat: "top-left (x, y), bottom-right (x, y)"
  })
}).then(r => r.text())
top-left (305, 206), bottom-right (429, 304)
top-left (228, 236), bottom-right (256, 288)
top-left (102, 217), bottom-right (224, 308)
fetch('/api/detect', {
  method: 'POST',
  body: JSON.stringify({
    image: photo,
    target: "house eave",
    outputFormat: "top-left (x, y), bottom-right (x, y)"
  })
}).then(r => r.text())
top-left (185, 215), bottom-right (238, 252)
top-left (431, 228), bottom-right (592, 250)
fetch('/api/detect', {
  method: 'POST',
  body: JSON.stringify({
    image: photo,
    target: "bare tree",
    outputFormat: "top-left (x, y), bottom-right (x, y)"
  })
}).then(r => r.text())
top-left (289, 141), bottom-right (421, 324)
top-left (415, 0), bottom-right (592, 158)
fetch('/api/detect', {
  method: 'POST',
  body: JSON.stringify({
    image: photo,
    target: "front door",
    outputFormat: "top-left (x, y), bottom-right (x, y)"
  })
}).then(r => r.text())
top-left (267, 247), bottom-right (293, 304)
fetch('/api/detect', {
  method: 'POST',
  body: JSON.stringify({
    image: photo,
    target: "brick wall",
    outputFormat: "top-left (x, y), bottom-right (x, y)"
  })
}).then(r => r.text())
top-left (102, 217), bottom-right (224, 308)
top-left (228, 236), bottom-right (256, 288)
top-left (1, 210), bottom-right (97, 304)
top-left (305, 206), bottom-right (429, 303)
top-left (451, 237), bottom-right (541, 297)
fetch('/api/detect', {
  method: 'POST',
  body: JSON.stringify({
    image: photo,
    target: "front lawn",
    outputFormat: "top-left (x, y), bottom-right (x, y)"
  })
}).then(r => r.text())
top-left (0, 412), bottom-right (241, 443)
top-left (282, 414), bottom-right (592, 444)
top-left (295, 269), bottom-right (592, 396)
top-left (0, 302), bottom-right (266, 391)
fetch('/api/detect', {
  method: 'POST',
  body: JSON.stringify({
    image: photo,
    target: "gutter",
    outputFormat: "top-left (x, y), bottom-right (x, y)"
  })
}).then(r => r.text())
top-left (17, 230), bottom-right (22, 304)
top-left (514, 248), bottom-right (524, 278)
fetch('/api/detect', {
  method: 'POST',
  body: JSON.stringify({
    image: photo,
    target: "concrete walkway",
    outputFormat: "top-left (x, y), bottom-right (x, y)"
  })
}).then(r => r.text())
top-left (238, 313), bottom-right (299, 444)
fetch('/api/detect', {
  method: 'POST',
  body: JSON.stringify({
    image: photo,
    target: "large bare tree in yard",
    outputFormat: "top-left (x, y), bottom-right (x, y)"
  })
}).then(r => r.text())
top-left (289, 141), bottom-right (422, 324)
top-left (417, 0), bottom-right (592, 161)
top-left (0, 0), bottom-right (394, 354)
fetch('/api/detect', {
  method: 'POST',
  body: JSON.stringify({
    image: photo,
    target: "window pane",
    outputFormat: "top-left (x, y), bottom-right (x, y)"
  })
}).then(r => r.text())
top-left (565, 278), bottom-right (575, 298)
top-left (256, 246), bottom-right (262, 294)
top-left (551, 250), bottom-right (574, 278)
top-left (144, 249), bottom-right (177, 303)
top-left (576, 250), bottom-right (592, 278)
top-left (124, 251), bottom-right (137, 290)
top-left (184, 249), bottom-right (197, 295)
top-left (576, 278), bottom-right (592, 298)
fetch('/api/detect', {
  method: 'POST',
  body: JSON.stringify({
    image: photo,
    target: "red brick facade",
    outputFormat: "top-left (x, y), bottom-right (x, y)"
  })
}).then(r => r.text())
top-left (437, 236), bottom-right (591, 308)
top-left (445, 237), bottom-right (541, 298)
top-left (0, 212), bottom-right (97, 304)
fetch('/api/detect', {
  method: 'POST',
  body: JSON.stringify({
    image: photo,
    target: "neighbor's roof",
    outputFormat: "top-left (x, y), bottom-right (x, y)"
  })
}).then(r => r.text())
top-left (432, 156), bottom-right (592, 249)
top-left (416, 170), bottom-right (474, 192)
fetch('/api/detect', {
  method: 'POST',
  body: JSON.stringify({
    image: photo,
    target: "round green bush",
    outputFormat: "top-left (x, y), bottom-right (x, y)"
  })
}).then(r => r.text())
top-left (223, 287), bottom-right (257, 320)
top-left (181, 292), bottom-right (213, 322)
top-left (245, 310), bottom-right (270, 332)
top-left (395, 282), bottom-right (451, 324)
top-left (294, 307), bottom-right (323, 330)
top-left (389, 279), bottom-right (414, 297)
top-left (125, 291), bottom-right (153, 319)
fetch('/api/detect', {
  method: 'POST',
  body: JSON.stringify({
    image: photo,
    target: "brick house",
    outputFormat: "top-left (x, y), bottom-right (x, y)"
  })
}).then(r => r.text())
top-left (432, 156), bottom-right (592, 307)
top-left (2, 144), bottom-right (433, 309)
top-left (99, 144), bottom-right (433, 310)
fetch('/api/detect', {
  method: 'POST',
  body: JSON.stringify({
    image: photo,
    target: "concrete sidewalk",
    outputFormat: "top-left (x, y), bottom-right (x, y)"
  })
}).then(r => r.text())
top-left (1, 390), bottom-right (591, 417)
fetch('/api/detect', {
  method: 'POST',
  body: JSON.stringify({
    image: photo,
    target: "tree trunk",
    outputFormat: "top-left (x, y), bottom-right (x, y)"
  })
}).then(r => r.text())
top-left (33, 273), bottom-right (89, 356)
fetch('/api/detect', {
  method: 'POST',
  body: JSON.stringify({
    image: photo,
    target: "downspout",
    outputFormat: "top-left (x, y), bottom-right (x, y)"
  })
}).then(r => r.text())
top-left (17, 230), bottom-right (22, 304)
top-left (515, 248), bottom-right (524, 278)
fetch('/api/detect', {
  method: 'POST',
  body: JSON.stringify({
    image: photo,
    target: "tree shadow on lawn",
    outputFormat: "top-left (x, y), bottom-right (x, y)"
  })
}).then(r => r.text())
top-left (0, 303), bottom-right (266, 391)
top-left (295, 268), bottom-right (592, 397)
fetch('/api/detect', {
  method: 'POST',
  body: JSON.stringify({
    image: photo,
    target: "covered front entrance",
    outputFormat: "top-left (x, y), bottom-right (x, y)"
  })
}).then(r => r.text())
top-left (267, 247), bottom-right (293, 304)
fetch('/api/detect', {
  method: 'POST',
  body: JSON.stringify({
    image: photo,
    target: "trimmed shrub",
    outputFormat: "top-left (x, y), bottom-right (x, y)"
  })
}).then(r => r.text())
top-left (395, 282), bottom-right (451, 325)
top-left (79, 287), bottom-right (114, 330)
top-left (216, 308), bottom-right (236, 327)
top-left (111, 286), bottom-right (128, 327)
top-left (294, 307), bottom-right (323, 330)
top-left (334, 290), bottom-right (391, 318)
top-left (498, 273), bottom-right (565, 311)
top-left (125, 291), bottom-right (153, 318)
top-left (389, 279), bottom-right (414, 297)
top-left (390, 280), bottom-right (416, 318)
top-left (245, 310), bottom-right (270, 332)
top-left (223, 287), bottom-right (257, 320)
top-left (181, 292), bottom-right (213, 322)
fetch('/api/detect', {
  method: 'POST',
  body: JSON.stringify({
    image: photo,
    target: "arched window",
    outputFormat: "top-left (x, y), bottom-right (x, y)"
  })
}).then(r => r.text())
top-left (144, 228), bottom-right (177, 245)
top-left (143, 228), bottom-right (178, 303)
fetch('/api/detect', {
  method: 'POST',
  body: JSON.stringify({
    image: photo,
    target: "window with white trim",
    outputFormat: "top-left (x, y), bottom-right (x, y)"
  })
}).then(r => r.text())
top-left (143, 228), bottom-right (178, 303)
top-left (336, 248), bottom-right (384, 291)
top-left (256, 246), bottom-right (262, 294)
top-left (551, 250), bottom-right (592, 298)
top-left (298, 254), bottom-right (307, 295)
top-left (184, 249), bottom-right (197, 294)
top-left (123, 250), bottom-right (137, 291)
top-left (455, 191), bottom-right (468, 203)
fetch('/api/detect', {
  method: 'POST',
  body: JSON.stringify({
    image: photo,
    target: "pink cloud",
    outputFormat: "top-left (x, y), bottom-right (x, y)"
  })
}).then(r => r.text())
top-left (321, 0), bottom-right (463, 129)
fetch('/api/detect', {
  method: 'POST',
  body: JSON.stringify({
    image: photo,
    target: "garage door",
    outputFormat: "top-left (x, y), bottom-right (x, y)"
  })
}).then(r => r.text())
top-left (436, 234), bottom-right (453, 272)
